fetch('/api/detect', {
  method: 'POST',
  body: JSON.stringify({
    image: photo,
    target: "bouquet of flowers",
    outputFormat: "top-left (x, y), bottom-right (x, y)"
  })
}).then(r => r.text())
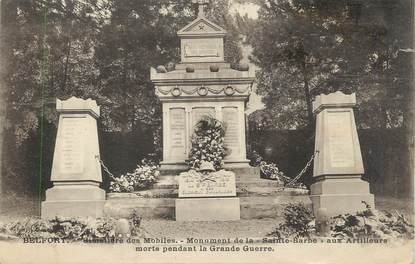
top-left (259, 161), bottom-right (290, 184)
top-left (110, 159), bottom-right (160, 193)
top-left (187, 115), bottom-right (228, 170)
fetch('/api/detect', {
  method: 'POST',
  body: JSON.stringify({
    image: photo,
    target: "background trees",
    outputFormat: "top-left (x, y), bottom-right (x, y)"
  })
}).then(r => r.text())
top-left (245, 0), bottom-right (412, 131)
top-left (0, 0), bottom-right (243, 196)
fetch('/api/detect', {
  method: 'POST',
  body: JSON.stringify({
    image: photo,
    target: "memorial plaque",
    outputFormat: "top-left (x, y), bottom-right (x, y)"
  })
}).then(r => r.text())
top-left (169, 108), bottom-right (187, 158)
top-left (59, 116), bottom-right (87, 174)
top-left (179, 170), bottom-right (236, 198)
top-left (223, 107), bottom-right (240, 157)
top-left (184, 39), bottom-right (220, 57)
top-left (327, 111), bottom-right (355, 168)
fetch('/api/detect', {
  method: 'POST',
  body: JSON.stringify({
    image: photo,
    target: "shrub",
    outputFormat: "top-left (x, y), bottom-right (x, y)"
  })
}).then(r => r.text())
top-left (329, 202), bottom-right (414, 240)
top-left (0, 213), bottom-right (142, 242)
top-left (268, 203), bottom-right (315, 238)
top-left (187, 115), bottom-right (227, 170)
top-left (110, 159), bottom-right (160, 193)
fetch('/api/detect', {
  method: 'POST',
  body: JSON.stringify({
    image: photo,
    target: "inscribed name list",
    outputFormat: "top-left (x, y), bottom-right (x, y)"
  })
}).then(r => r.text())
top-left (178, 170), bottom-right (236, 198)
top-left (169, 108), bottom-right (186, 158)
top-left (327, 111), bottom-right (355, 168)
top-left (223, 107), bottom-right (240, 157)
top-left (59, 117), bottom-right (87, 174)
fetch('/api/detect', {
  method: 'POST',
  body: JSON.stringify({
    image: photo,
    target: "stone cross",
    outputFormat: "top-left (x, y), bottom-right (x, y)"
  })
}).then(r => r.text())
top-left (192, 0), bottom-right (209, 17)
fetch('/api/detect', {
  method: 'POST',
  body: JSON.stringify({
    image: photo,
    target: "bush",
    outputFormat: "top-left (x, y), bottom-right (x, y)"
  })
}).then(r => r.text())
top-left (187, 115), bottom-right (227, 170)
top-left (110, 159), bottom-right (160, 193)
top-left (268, 203), bottom-right (315, 238)
top-left (0, 213), bottom-right (142, 242)
top-left (329, 202), bottom-right (414, 240)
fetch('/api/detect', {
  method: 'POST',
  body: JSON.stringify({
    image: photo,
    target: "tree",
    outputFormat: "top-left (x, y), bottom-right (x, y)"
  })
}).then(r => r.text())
top-left (1, 0), bottom-right (244, 194)
top-left (248, 0), bottom-right (412, 130)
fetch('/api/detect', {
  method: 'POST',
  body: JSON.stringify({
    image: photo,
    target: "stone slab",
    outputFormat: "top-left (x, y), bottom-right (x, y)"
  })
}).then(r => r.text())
top-left (310, 177), bottom-right (370, 195)
top-left (41, 200), bottom-right (105, 219)
top-left (178, 170), bottom-right (236, 198)
top-left (175, 198), bottom-right (240, 221)
top-left (104, 195), bottom-right (311, 220)
top-left (45, 184), bottom-right (105, 201)
top-left (310, 193), bottom-right (375, 217)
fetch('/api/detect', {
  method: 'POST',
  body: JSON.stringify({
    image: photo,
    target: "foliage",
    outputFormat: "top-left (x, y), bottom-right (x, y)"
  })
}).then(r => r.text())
top-left (109, 159), bottom-right (160, 193)
top-left (1, 0), bottom-right (243, 195)
top-left (187, 115), bottom-right (227, 170)
top-left (329, 202), bottom-right (414, 240)
top-left (268, 203), bottom-right (315, 238)
top-left (247, 0), bottom-right (412, 130)
top-left (268, 201), bottom-right (414, 240)
top-left (0, 215), bottom-right (141, 242)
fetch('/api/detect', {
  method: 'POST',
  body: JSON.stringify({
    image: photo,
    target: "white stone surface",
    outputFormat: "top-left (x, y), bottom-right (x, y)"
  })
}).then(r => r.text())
top-left (42, 97), bottom-right (105, 219)
top-left (175, 197), bottom-right (240, 221)
top-left (178, 170), bottom-right (236, 198)
top-left (151, 4), bottom-right (254, 169)
top-left (311, 92), bottom-right (374, 217)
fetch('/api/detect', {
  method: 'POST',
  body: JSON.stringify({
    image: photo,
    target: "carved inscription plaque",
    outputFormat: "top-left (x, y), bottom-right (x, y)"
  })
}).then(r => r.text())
top-left (184, 39), bottom-right (220, 57)
top-left (327, 111), bottom-right (355, 168)
top-left (223, 107), bottom-right (240, 157)
top-left (59, 117), bottom-right (87, 174)
top-left (179, 170), bottom-right (236, 198)
top-left (169, 108), bottom-right (187, 158)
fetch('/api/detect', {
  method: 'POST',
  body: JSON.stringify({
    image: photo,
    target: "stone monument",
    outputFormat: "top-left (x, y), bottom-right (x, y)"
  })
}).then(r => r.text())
top-left (150, 0), bottom-right (255, 171)
top-left (310, 91), bottom-right (375, 217)
top-left (175, 161), bottom-right (240, 221)
top-left (41, 97), bottom-right (105, 219)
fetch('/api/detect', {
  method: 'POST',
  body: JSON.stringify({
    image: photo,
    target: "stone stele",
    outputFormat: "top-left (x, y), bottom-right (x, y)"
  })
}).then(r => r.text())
top-left (310, 91), bottom-right (375, 217)
top-left (41, 97), bottom-right (105, 219)
top-left (150, 0), bottom-right (255, 172)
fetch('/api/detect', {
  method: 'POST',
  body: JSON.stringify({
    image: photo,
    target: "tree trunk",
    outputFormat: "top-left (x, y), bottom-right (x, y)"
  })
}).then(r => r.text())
top-left (0, 0), bottom-right (18, 210)
top-left (300, 60), bottom-right (314, 129)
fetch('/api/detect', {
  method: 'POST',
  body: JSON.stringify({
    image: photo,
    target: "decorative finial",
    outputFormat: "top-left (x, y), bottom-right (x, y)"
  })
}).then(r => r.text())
top-left (192, 0), bottom-right (209, 17)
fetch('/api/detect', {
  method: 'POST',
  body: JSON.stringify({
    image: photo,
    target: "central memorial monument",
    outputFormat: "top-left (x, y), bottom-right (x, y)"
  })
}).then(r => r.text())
top-left (150, 0), bottom-right (255, 171)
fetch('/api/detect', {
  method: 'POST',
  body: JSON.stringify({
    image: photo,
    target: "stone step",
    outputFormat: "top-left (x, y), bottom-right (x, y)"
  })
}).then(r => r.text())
top-left (107, 186), bottom-right (308, 199)
top-left (160, 167), bottom-right (260, 179)
top-left (104, 196), bottom-right (312, 220)
top-left (153, 175), bottom-right (277, 189)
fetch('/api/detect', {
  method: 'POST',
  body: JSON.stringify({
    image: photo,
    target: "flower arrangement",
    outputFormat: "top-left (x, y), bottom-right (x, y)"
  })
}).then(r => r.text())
top-left (259, 161), bottom-right (290, 184)
top-left (187, 115), bottom-right (227, 170)
top-left (110, 159), bottom-right (160, 193)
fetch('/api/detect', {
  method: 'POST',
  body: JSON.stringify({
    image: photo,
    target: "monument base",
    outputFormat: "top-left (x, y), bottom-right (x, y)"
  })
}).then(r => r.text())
top-left (42, 183), bottom-right (105, 219)
top-left (175, 197), bottom-right (240, 221)
top-left (310, 176), bottom-right (375, 217)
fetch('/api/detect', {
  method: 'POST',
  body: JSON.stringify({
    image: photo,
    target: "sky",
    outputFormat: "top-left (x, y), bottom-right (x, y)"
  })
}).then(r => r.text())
top-left (230, 1), bottom-right (264, 114)
top-left (230, 2), bottom-right (260, 19)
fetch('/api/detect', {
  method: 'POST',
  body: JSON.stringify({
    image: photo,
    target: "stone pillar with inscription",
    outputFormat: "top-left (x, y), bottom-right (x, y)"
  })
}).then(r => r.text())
top-left (41, 97), bottom-right (105, 219)
top-left (151, 0), bottom-right (255, 172)
top-left (310, 92), bottom-right (374, 217)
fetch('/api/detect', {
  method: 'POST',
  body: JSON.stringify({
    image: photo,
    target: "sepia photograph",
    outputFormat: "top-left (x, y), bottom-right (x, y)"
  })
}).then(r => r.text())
top-left (0, 0), bottom-right (414, 263)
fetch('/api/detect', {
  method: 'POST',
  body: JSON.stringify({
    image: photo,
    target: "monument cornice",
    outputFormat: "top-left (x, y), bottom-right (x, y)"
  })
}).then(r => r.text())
top-left (157, 95), bottom-right (249, 102)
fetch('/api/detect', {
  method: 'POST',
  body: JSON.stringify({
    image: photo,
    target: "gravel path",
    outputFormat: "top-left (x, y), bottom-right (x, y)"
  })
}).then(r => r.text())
top-left (140, 219), bottom-right (280, 239)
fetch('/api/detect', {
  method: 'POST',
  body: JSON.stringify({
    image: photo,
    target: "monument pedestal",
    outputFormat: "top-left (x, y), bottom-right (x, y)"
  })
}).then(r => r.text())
top-left (42, 97), bottom-right (105, 219)
top-left (310, 176), bottom-right (374, 216)
top-left (176, 198), bottom-right (240, 221)
top-left (310, 92), bottom-right (375, 218)
top-left (175, 169), bottom-right (240, 221)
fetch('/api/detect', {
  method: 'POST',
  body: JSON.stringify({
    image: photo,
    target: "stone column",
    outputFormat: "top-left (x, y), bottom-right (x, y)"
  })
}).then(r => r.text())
top-left (41, 97), bottom-right (105, 218)
top-left (310, 91), bottom-right (374, 217)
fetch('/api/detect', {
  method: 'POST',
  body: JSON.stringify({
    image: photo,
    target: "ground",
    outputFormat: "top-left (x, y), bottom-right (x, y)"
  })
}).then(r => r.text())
top-left (0, 194), bottom-right (412, 239)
